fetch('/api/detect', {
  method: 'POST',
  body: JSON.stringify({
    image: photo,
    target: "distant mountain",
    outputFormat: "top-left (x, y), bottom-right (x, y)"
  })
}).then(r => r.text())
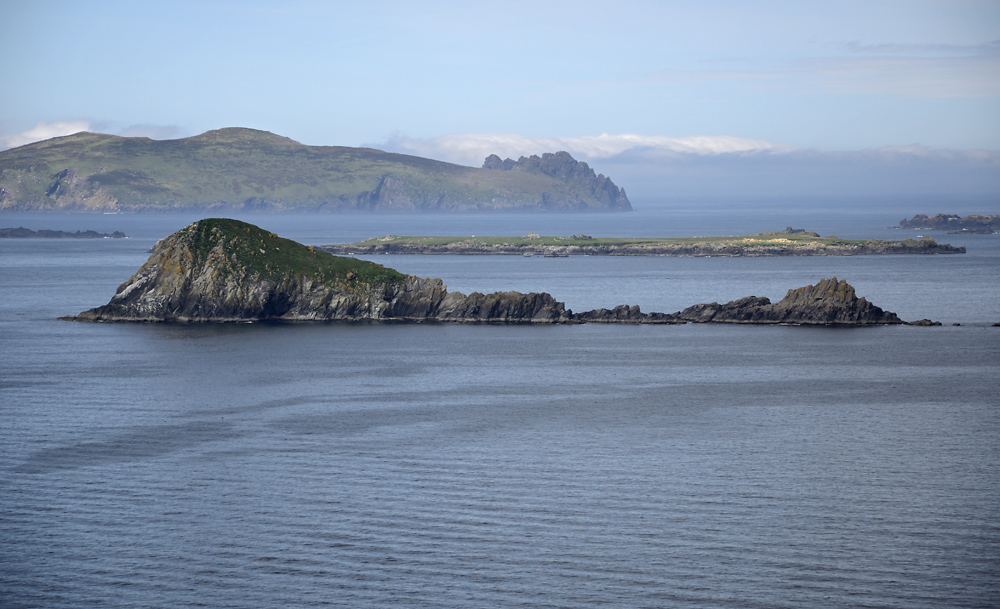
top-left (0, 128), bottom-right (631, 212)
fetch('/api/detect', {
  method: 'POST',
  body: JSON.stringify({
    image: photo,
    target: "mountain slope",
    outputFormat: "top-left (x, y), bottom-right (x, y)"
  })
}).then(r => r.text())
top-left (0, 128), bottom-right (631, 212)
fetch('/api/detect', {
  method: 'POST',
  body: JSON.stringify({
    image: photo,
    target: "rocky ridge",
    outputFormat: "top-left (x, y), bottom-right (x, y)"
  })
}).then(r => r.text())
top-left (671, 278), bottom-right (903, 325)
top-left (482, 152), bottom-right (630, 210)
top-left (67, 219), bottom-right (916, 326)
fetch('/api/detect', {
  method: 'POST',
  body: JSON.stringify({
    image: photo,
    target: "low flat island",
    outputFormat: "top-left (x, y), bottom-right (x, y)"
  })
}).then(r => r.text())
top-left (319, 228), bottom-right (964, 257)
top-left (0, 227), bottom-right (127, 238)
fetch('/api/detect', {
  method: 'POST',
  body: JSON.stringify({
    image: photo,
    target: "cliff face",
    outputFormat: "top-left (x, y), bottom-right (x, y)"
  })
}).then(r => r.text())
top-left (672, 277), bottom-right (904, 325)
top-left (482, 152), bottom-right (631, 210)
top-left (70, 219), bottom-right (570, 323)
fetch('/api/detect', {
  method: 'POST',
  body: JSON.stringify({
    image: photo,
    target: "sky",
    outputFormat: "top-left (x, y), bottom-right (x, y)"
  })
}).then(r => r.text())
top-left (1, 0), bottom-right (998, 204)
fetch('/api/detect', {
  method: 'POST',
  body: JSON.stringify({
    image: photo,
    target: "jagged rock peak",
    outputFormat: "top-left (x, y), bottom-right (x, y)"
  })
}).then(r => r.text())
top-left (779, 277), bottom-right (860, 307)
top-left (482, 151), bottom-right (631, 209)
top-left (483, 151), bottom-right (593, 179)
top-left (673, 277), bottom-right (904, 325)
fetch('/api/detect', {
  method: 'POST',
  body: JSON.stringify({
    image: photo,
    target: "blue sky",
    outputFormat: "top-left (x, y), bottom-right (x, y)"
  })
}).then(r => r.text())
top-left (1, 0), bottom-right (998, 202)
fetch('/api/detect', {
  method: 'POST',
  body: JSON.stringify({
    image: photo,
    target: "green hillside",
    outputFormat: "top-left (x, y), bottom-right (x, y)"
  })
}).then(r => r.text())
top-left (0, 128), bottom-right (631, 212)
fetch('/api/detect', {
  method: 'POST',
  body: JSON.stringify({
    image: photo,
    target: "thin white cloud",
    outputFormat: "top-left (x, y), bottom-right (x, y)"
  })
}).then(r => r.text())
top-left (0, 120), bottom-right (92, 151)
top-left (801, 54), bottom-right (1000, 98)
top-left (380, 133), bottom-right (795, 167)
top-left (845, 40), bottom-right (1000, 57)
top-left (647, 40), bottom-right (1000, 98)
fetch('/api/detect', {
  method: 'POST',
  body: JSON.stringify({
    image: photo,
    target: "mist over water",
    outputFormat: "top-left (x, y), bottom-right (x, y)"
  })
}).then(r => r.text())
top-left (2, 207), bottom-right (998, 608)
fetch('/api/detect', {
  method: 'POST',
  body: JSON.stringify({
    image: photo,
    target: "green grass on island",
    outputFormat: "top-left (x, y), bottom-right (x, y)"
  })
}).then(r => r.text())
top-left (342, 232), bottom-right (889, 248)
top-left (181, 218), bottom-right (405, 285)
top-left (321, 229), bottom-right (964, 255)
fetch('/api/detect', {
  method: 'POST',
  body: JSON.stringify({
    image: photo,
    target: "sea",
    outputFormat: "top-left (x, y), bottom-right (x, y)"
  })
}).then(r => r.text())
top-left (1, 203), bottom-right (998, 608)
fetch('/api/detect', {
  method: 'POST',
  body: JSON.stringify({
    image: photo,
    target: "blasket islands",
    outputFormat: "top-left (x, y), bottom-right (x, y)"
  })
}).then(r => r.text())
top-left (319, 227), bottom-right (964, 257)
top-left (65, 219), bottom-right (937, 326)
top-left (0, 128), bottom-right (630, 213)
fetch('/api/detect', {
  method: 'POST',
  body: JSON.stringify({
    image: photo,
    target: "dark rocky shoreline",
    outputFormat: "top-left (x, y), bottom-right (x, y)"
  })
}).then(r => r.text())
top-left (319, 234), bottom-right (965, 257)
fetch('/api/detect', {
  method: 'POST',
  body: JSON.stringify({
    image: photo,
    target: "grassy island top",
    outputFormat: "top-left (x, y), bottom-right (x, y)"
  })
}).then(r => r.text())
top-left (178, 218), bottom-right (406, 285)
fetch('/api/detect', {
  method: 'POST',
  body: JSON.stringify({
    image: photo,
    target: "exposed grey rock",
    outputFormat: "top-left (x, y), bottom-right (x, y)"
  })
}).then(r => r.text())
top-left (671, 278), bottom-right (904, 325)
top-left (573, 304), bottom-right (680, 324)
top-left (482, 151), bottom-right (631, 210)
top-left (482, 154), bottom-right (504, 170)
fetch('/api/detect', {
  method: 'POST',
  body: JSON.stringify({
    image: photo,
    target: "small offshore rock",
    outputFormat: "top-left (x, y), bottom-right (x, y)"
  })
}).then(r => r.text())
top-left (671, 277), bottom-right (904, 325)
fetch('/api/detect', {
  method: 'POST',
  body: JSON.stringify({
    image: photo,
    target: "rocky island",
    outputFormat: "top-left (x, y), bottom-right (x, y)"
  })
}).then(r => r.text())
top-left (320, 228), bottom-right (964, 257)
top-left (0, 128), bottom-right (630, 213)
top-left (898, 214), bottom-right (999, 234)
top-left (65, 219), bottom-right (919, 326)
top-left (0, 227), bottom-right (127, 238)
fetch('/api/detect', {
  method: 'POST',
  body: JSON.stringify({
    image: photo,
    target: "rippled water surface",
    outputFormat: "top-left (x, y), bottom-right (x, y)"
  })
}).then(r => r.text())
top-left (2, 209), bottom-right (998, 608)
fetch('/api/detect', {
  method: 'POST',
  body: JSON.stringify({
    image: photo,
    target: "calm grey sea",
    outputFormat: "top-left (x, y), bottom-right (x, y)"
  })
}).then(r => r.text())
top-left (2, 207), bottom-right (998, 608)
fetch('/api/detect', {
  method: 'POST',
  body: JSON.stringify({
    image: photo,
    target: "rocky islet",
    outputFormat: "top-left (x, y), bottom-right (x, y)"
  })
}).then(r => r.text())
top-left (67, 219), bottom-right (936, 326)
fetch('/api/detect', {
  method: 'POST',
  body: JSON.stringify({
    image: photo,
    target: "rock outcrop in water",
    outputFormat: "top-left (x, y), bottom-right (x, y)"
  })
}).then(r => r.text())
top-left (68, 218), bottom-right (571, 323)
top-left (66, 219), bottom-right (912, 326)
top-left (672, 278), bottom-right (904, 325)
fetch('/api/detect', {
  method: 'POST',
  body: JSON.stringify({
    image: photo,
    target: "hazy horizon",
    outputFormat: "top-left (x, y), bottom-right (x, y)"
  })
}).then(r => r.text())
top-left (1, 1), bottom-right (997, 207)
